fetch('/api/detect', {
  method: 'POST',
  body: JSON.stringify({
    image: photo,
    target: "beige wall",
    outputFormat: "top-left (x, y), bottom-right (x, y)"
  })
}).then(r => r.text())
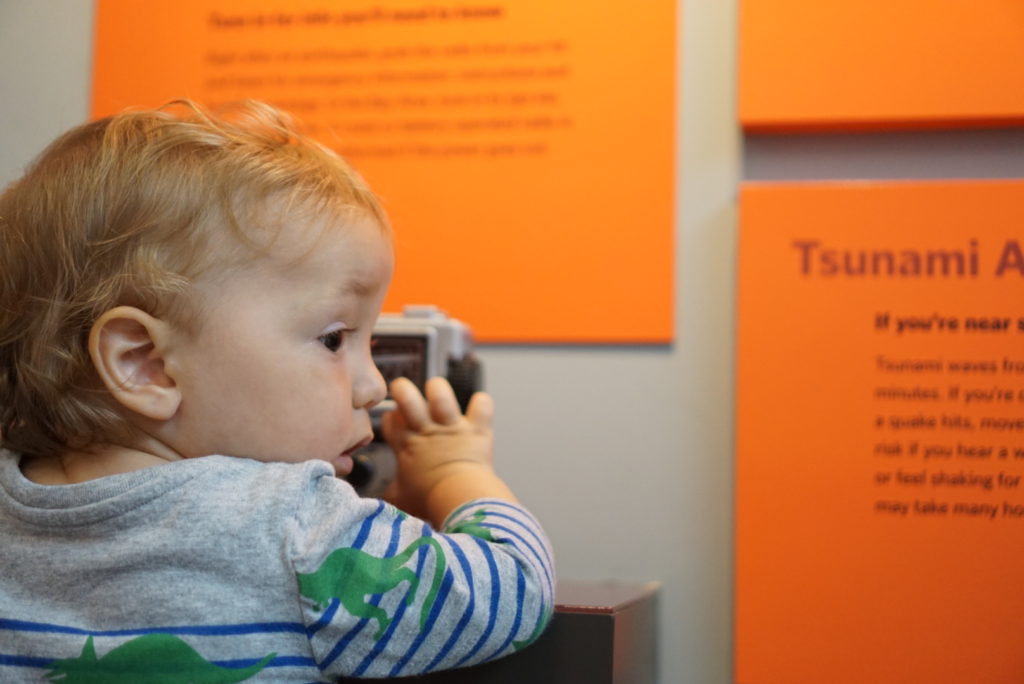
top-left (0, 2), bottom-right (738, 682)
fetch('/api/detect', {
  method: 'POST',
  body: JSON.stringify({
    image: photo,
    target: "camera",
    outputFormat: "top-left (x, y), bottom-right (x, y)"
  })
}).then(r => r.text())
top-left (347, 305), bottom-right (483, 496)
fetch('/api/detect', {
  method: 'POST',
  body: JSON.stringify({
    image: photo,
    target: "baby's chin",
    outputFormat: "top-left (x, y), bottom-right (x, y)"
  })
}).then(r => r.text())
top-left (331, 453), bottom-right (355, 478)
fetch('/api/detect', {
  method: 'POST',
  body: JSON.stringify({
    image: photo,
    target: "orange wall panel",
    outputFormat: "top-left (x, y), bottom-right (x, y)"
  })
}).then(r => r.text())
top-left (736, 181), bottom-right (1024, 683)
top-left (92, 0), bottom-right (676, 343)
top-left (740, 0), bottom-right (1024, 131)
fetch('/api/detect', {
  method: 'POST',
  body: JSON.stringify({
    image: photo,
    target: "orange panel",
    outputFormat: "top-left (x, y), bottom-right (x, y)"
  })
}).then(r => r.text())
top-left (739, 0), bottom-right (1024, 131)
top-left (92, 0), bottom-right (676, 343)
top-left (736, 181), bottom-right (1024, 683)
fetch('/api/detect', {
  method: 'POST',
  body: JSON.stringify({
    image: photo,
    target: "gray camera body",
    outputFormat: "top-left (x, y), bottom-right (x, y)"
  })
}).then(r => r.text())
top-left (348, 305), bottom-right (482, 496)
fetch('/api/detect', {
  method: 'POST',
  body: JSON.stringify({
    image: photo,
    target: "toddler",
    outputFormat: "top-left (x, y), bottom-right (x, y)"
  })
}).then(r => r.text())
top-left (0, 101), bottom-right (553, 681)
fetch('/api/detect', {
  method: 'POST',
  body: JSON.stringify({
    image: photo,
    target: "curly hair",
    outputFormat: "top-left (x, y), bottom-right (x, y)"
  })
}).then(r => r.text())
top-left (0, 100), bottom-right (387, 457)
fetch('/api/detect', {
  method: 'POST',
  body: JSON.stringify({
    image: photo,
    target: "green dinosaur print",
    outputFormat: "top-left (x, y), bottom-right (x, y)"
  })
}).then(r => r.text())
top-left (448, 510), bottom-right (495, 542)
top-left (298, 537), bottom-right (445, 639)
top-left (45, 634), bottom-right (274, 683)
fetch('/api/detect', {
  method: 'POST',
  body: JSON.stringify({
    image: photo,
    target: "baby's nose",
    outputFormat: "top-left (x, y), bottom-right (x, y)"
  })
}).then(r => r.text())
top-left (354, 360), bottom-right (388, 409)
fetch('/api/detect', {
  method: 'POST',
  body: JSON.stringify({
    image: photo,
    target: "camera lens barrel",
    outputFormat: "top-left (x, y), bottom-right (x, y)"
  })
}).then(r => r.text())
top-left (447, 355), bottom-right (482, 412)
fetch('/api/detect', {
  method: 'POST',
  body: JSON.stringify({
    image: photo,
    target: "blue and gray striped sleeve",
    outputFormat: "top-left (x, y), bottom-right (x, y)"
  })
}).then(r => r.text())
top-left (291, 474), bottom-right (554, 679)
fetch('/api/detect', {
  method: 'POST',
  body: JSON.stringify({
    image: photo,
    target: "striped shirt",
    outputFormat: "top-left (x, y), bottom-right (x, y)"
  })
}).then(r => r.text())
top-left (0, 453), bottom-right (554, 682)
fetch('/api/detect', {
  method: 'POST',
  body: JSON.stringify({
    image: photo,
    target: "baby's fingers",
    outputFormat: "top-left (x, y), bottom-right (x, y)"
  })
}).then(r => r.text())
top-left (425, 377), bottom-right (462, 426)
top-left (389, 377), bottom-right (431, 430)
top-left (464, 391), bottom-right (494, 430)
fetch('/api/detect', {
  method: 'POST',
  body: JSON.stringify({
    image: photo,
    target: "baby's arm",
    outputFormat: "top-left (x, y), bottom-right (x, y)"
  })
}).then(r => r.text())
top-left (381, 377), bottom-right (516, 527)
top-left (295, 383), bottom-right (553, 676)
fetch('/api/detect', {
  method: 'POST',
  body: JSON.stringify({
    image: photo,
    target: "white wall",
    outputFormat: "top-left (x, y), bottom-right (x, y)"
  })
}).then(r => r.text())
top-left (0, 2), bottom-right (739, 682)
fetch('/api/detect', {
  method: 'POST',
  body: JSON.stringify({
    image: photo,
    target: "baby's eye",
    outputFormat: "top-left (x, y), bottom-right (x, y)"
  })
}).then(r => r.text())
top-left (318, 329), bottom-right (345, 353)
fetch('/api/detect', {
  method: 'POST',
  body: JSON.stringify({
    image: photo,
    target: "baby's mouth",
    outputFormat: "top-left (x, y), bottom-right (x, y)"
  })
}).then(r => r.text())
top-left (344, 435), bottom-right (374, 456)
top-left (333, 433), bottom-right (374, 479)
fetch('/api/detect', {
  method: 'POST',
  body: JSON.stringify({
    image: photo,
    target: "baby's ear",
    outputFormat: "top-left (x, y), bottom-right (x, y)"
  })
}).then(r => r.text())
top-left (88, 307), bottom-right (181, 421)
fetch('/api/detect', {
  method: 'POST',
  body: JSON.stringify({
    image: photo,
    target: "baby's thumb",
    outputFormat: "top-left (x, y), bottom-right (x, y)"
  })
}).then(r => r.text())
top-left (381, 407), bottom-right (409, 446)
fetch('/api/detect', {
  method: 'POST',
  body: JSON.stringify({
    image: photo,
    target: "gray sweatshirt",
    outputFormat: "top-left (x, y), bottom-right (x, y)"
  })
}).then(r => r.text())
top-left (0, 453), bottom-right (554, 681)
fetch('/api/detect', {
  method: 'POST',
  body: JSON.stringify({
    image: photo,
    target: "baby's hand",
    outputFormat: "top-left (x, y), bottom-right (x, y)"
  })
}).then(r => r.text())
top-left (381, 377), bottom-right (514, 524)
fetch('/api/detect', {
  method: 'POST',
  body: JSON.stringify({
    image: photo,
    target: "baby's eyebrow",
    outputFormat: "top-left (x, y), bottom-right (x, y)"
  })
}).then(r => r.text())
top-left (335, 275), bottom-right (377, 298)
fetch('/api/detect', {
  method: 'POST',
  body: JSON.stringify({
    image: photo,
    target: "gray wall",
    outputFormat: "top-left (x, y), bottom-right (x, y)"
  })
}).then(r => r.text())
top-left (0, 2), bottom-right (739, 682)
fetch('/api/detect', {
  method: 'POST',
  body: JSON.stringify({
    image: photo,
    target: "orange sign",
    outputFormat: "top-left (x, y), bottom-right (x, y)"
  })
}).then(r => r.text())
top-left (736, 181), bottom-right (1024, 683)
top-left (92, 0), bottom-right (676, 343)
top-left (739, 0), bottom-right (1024, 131)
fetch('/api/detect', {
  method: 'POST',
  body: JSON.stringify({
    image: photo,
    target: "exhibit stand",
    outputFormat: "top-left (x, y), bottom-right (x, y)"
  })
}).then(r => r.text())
top-left (408, 580), bottom-right (659, 684)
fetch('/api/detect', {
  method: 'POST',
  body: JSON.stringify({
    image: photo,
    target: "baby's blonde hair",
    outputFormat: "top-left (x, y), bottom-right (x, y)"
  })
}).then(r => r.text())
top-left (0, 100), bottom-right (387, 457)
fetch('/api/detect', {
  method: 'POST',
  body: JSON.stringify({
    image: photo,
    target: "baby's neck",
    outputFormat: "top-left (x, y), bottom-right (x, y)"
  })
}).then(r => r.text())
top-left (20, 443), bottom-right (183, 485)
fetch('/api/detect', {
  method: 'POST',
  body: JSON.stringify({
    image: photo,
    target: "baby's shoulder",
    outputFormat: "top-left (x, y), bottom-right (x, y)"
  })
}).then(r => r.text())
top-left (194, 455), bottom-right (338, 494)
top-left (179, 457), bottom-right (357, 533)
top-left (197, 454), bottom-right (329, 476)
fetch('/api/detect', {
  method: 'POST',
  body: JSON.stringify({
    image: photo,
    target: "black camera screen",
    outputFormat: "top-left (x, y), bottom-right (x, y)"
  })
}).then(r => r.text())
top-left (371, 335), bottom-right (427, 394)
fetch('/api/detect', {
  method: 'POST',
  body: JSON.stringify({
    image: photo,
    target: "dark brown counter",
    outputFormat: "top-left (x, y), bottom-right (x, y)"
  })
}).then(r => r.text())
top-left (405, 579), bottom-right (660, 683)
